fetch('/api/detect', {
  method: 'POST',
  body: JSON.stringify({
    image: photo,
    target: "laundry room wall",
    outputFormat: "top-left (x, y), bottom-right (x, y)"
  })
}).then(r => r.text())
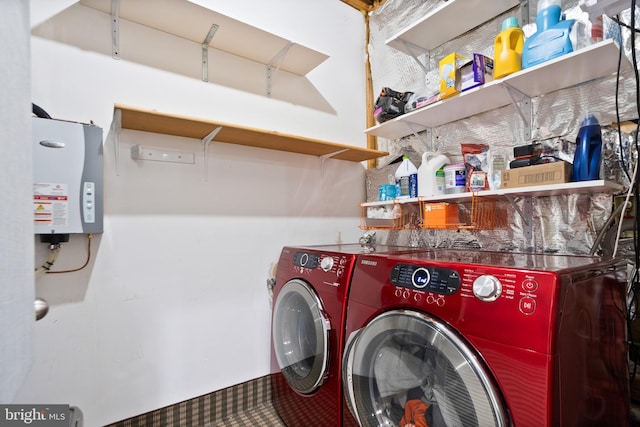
top-left (17, 1), bottom-right (368, 425)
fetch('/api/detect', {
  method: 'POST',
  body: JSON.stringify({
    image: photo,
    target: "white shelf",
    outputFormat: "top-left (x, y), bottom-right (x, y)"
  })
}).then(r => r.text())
top-left (79, 0), bottom-right (328, 76)
top-left (366, 39), bottom-right (628, 140)
top-left (361, 180), bottom-right (623, 206)
top-left (386, 0), bottom-right (519, 55)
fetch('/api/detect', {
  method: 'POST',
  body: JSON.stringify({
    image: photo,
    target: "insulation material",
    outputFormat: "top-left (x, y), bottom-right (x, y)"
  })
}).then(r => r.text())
top-left (366, 0), bottom-right (639, 255)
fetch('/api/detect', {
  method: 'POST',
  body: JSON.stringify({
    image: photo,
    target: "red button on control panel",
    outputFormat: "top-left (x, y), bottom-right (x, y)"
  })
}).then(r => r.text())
top-left (519, 297), bottom-right (536, 315)
top-left (522, 279), bottom-right (538, 292)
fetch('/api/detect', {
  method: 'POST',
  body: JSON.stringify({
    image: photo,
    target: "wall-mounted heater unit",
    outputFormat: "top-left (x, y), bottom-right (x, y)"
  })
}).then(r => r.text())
top-left (32, 117), bottom-right (103, 235)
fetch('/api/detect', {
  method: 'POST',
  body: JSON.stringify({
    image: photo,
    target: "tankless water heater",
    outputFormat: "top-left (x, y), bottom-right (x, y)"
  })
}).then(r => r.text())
top-left (32, 117), bottom-right (103, 235)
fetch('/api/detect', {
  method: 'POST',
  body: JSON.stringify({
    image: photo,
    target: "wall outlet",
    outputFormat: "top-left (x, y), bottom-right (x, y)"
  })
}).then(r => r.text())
top-left (131, 145), bottom-right (195, 164)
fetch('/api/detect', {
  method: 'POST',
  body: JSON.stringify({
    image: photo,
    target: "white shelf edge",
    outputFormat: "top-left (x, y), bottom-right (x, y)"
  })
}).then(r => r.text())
top-left (365, 40), bottom-right (627, 140)
top-left (360, 180), bottom-right (623, 206)
top-left (386, 0), bottom-right (519, 54)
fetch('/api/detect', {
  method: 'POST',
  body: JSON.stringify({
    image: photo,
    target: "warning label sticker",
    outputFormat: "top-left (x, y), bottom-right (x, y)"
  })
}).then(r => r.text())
top-left (34, 183), bottom-right (69, 227)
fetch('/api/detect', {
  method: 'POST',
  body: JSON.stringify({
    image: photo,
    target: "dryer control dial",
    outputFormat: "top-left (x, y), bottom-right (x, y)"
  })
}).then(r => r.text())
top-left (320, 256), bottom-right (334, 272)
top-left (473, 275), bottom-right (502, 302)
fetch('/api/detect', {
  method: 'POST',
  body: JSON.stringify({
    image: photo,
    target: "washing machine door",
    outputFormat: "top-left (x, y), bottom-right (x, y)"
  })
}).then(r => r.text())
top-left (272, 279), bottom-right (331, 395)
top-left (343, 310), bottom-right (509, 427)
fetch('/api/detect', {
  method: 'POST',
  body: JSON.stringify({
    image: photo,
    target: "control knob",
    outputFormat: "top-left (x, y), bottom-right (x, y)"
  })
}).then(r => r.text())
top-left (473, 275), bottom-right (502, 302)
top-left (320, 257), bottom-right (334, 272)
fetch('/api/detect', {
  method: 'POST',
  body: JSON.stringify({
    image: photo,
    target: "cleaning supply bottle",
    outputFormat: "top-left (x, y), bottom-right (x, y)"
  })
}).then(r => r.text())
top-left (572, 114), bottom-right (602, 182)
top-left (522, 0), bottom-right (575, 69)
top-left (493, 17), bottom-right (524, 79)
top-left (418, 152), bottom-right (450, 197)
top-left (395, 155), bottom-right (418, 198)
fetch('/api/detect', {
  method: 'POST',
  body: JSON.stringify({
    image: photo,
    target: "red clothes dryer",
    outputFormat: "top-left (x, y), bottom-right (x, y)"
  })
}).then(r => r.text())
top-left (271, 244), bottom-right (423, 427)
top-left (342, 249), bottom-right (629, 427)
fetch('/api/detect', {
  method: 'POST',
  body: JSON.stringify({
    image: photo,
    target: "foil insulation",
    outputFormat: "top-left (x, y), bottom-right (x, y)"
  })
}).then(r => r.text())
top-left (366, 0), bottom-right (639, 255)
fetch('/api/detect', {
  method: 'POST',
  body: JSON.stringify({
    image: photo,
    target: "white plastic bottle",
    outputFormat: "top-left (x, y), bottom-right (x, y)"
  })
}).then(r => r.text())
top-left (395, 155), bottom-right (418, 198)
top-left (418, 152), bottom-right (450, 197)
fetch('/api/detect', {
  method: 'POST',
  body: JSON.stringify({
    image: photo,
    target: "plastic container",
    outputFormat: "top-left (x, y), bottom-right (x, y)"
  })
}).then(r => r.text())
top-left (493, 17), bottom-right (524, 79)
top-left (395, 155), bottom-right (418, 198)
top-left (444, 164), bottom-right (466, 194)
top-left (418, 152), bottom-right (450, 197)
top-left (522, 0), bottom-right (575, 69)
top-left (572, 114), bottom-right (602, 182)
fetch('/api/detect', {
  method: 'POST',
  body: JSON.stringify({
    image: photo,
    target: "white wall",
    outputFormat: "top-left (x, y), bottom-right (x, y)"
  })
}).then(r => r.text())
top-left (0, 1), bottom-right (35, 403)
top-left (17, 1), bottom-right (368, 425)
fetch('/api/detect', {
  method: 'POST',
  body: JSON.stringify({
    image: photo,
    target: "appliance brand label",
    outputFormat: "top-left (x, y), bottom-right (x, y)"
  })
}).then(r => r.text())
top-left (360, 260), bottom-right (377, 266)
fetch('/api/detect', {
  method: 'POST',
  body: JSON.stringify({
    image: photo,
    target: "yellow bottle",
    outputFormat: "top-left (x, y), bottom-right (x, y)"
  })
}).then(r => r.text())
top-left (493, 17), bottom-right (524, 79)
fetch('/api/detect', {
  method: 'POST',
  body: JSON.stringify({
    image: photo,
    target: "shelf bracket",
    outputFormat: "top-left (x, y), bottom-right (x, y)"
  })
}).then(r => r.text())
top-left (501, 82), bottom-right (532, 141)
top-left (505, 194), bottom-right (533, 246)
top-left (405, 123), bottom-right (433, 151)
top-left (397, 39), bottom-right (430, 74)
top-left (520, 0), bottom-right (530, 26)
top-left (201, 24), bottom-right (219, 82)
top-left (319, 148), bottom-right (349, 180)
top-left (202, 126), bottom-right (222, 181)
top-left (266, 42), bottom-right (293, 98)
top-left (111, 0), bottom-right (120, 59)
top-left (112, 108), bottom-right (122, 176)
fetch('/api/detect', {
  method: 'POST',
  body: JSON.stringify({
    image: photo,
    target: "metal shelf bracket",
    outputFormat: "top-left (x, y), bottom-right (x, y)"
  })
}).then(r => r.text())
top-left (202, 24), bottom-right (219, 82)
top-left (397, 39), bottom-right (430, 74)
top-left (111, 0), bottom-right (120, 59)
top-left (502, 82), bottom-right (532, 141)
top-left (202, 126), bottom-right (222, 181)
top-left (505, 194), bottom-right (533, 246)
top-left (112, 108), bottom-right (122, 176)
top-left (406, 123), bottom-right (433, 152)
top-left (266, 42), bottom-right (293, 97)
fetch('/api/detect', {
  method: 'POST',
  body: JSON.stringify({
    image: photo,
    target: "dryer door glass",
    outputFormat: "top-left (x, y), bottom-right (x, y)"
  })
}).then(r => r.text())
top-left (343, 309), bottom-right (509, 427)
top-left (272, 279), bottom-right (330, 395)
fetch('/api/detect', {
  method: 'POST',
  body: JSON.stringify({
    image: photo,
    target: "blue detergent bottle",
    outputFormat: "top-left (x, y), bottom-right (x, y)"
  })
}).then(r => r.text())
top-left (522, 0), bottom-right (575, 69)
top-left (572, 114), bottom-right (602, 182)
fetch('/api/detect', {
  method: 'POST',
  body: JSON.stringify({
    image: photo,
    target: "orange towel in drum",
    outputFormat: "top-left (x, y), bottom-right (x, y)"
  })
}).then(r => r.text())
top-left (400, 399), bottom-right (430, 427)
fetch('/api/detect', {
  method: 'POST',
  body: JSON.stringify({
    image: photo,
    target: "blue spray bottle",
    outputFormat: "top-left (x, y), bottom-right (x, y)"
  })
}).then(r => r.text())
top-left (522, 0), bottom-right (575, 69)
top-left (572, 114), bottom-right (602, 182)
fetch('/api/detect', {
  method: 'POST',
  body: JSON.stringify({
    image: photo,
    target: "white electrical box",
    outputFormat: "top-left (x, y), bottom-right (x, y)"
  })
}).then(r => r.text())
top-left (32, 117), bottom-right (104, 235)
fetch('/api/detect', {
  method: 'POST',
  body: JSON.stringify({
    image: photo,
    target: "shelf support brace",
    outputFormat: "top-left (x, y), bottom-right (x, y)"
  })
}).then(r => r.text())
top-left (406, 123), bottom-right (433, 152)
top-left (398, 39), bottom-right (430, 74)
top-left (201, 24), bottom-right (219, 82)
top-left (520, 0), bottom-right (530, 26)
top-left (111, 0), bottom-right (120, 59)
top-left (319, 148), bottom-right (349, 180)
top-left (505, 194), bottom-right (534, 247)
top-left (267, 42), bottom-right (293, 98)
top-left (202, 126), bottom-right (222, 181)
top-left (502, 82), bottom-right (532, 141)
top-left (112, 108), bottom-right (122, 176)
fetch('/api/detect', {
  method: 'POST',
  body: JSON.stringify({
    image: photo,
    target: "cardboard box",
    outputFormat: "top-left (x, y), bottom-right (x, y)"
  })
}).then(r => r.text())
top-left (439, 53), bottom-right (468, 99)
top-left (457, 54), bottom-right (494, 92)
top-left (501, 161), bottom-right (572, 189)
top-left (421, 202), bottom-right (460, 229)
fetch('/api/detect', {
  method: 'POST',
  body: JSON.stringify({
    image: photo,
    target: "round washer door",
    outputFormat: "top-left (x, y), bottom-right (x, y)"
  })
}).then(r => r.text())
top-left (272, 279), bottom-right (330, 395)
top-left (343, 309), bottom-right (509, 427)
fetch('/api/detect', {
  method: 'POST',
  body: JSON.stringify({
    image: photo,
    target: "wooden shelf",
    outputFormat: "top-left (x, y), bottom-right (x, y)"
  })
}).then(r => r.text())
top-left (115, 104), bottom-right (388, 162)
top-left (361, 180), bottom-right (623, 206)
top-left (386, 0), bottom-right (519, 54)
top-left (80, 0), bottom-right (328, 76)
top-left (366, 40), bottom-right (629, 140)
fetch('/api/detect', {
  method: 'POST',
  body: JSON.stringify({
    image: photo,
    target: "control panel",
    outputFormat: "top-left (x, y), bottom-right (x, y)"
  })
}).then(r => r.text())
top-left (390, 264), bottom-right (461, 295)
top-left (293, 251), bottom-right (320, 269)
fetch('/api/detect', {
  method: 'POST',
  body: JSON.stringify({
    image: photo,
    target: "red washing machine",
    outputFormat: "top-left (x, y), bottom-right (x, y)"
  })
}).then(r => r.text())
top-left (342, 249), bottom-right (629, 427)
top-left (271, 244), bottom-right (424, 427)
